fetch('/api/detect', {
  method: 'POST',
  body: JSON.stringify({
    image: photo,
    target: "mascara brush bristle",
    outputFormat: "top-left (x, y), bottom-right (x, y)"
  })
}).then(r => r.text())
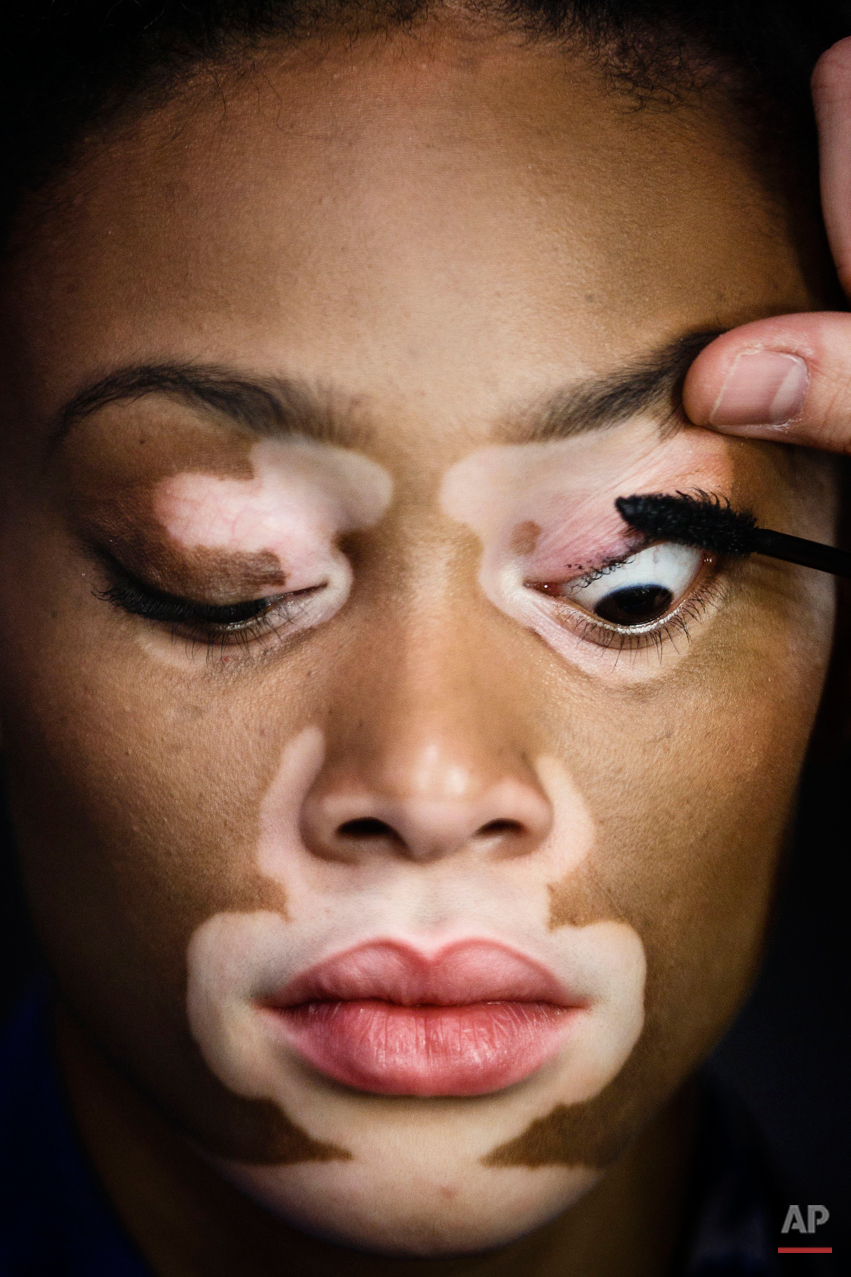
top-left (615, 491), bottom-right (757, 557)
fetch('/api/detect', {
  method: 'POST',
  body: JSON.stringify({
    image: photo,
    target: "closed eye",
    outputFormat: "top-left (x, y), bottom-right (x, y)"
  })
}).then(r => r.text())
top-left (94, 554), bottom-right (322, 645)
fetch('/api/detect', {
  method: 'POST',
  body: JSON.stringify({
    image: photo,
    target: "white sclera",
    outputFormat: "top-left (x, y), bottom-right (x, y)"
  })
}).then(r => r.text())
top-left (560, 542), bottom-right (703, 621)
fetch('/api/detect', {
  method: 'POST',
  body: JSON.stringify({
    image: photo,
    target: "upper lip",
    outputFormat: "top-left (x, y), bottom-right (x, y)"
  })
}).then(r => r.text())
top-left (264, 939), bottom-right (584, 1009)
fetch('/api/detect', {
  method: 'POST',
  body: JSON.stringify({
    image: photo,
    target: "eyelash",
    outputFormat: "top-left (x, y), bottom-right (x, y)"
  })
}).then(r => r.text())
top-left (96, 560), bottom-right (314, 653)
top-left (95, 541), bottom-right (723, 661)
top-left (529, 549), bottom-right (723, 656)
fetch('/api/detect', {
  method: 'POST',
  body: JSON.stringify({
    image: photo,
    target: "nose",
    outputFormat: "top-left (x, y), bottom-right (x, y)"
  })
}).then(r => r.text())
top-left (303, 752), bottom-right (553, 863)
top-left (300, 618), bottom-right (554, 865)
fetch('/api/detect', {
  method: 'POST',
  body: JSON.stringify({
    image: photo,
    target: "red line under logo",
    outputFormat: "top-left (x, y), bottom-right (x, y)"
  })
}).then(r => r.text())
top-left (777, 1247), bottom-right (833, 1254)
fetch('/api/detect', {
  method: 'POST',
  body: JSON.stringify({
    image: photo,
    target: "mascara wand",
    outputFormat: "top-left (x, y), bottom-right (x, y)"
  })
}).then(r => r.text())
top-left (616, 492), bottom-right (851, 581)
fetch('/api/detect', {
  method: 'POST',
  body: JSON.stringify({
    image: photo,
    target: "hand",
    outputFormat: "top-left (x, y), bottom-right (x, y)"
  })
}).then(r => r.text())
top-left (683, 37), bottom-right (851, 453)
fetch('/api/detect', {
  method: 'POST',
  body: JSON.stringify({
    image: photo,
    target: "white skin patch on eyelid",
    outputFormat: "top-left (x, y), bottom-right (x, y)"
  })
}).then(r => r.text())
top-left (154, 437), bottom-right (393, 598)
top-left (439, 424), bottom-right (733, 676)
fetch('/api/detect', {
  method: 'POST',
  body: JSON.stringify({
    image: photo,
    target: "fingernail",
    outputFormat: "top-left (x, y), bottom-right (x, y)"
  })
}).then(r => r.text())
top-left (709, 351), bottom-right (808, 426)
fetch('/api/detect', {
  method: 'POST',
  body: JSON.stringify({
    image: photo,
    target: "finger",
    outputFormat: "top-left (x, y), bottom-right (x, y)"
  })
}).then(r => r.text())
top-left (813, 36), bottom-right (851, 292)
top-left (682, 312), bottom-right (851, 453)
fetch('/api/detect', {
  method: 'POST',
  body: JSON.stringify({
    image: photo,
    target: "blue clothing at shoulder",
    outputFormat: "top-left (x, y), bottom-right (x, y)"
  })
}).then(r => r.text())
top-left (0, 986), bottom-right (150, 1277)
top-left (0, 984), bottom-right (831, 1276)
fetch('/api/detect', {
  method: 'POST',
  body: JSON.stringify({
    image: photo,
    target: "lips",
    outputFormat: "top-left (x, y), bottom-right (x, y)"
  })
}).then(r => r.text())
top-left (260, 940), bottom-right (585, 1096)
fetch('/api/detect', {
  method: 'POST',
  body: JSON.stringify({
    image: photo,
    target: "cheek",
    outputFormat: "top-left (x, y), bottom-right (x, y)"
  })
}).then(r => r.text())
top-left (547, 651), bottom-right (815, 1063)
top-left (4, 649), bottom-right (306, 1035)
top-left (487, 672), bottom-right (811, 1172)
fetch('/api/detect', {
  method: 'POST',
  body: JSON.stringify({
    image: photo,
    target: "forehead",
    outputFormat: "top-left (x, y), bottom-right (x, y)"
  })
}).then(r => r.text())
top-left (0, 27), bottom-right (817, 440)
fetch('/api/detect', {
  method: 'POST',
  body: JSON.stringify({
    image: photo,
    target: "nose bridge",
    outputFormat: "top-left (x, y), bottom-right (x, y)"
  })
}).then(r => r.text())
top-left (302, 603), bottom-right (554, 862)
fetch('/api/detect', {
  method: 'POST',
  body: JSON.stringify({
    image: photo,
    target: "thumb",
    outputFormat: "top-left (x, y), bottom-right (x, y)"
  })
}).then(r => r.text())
top-left (682, 311), bottom-right (851, 453)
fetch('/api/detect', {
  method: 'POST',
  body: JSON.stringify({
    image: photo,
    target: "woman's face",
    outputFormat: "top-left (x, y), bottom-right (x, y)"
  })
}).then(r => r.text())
top-left (0, 27), bottom-right (838, 1257)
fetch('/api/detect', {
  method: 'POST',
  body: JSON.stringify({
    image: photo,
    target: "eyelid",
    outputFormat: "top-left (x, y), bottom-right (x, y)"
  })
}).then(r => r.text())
top-left (86, 525), bottom-right (357, 657)
top-left (565, 540), bottom-right (702, 596)
top-left (103, 575), bottom-right (285, 625)
top-left (102, 573), bottom-right (281, 620)
top-left (523, 536), bottom-right (652, 593)
top-left (518, 523), bottom-right (643, 588)
top-left (92, 552), bottom-right (317, 649)
top-left (561, 553), bottom-right (639, 589)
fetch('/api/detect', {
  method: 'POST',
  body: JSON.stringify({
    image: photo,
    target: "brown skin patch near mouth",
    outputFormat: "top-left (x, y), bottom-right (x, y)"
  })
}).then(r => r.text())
top-left (179, 1083), bottom-right (350, 1164)
top-left (484, 865), bottom-right (649, 1169)
top-left (481, 990), bottom-right (687, 1170)
top-left (479, 978), bottom-right (689, 1170)
top-left (484, 1087), bottom-right (643, 1169)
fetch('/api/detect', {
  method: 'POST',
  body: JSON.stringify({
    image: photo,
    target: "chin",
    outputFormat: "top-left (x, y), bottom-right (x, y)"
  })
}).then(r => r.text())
top-left (211, 1153), bottom-right (601, 1256)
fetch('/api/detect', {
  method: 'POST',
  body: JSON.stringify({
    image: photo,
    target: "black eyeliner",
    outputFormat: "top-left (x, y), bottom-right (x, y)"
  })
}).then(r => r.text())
top-left (616, 491), bottom-right (851, 581)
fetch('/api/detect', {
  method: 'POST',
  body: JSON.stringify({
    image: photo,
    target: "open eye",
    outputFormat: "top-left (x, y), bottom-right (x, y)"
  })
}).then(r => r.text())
top-left (556, 542), bottom-right (705, 627)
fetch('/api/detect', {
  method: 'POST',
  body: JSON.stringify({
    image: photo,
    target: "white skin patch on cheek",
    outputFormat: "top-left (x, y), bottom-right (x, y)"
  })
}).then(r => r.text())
top-left (536, 754), bottom-right (596, 879)
top-left (153, 436), bottom-right (392, 614)
top-left (256, 726), bottom-right (326, 884)
top-left (537, 920), bottom-right (646, 1107)
top-left (186, 727), bottom-right (328, 1101)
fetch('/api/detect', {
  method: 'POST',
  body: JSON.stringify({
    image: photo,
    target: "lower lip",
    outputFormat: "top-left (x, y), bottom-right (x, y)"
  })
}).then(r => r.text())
top-left (268, 999), bottom-right (577, 1096)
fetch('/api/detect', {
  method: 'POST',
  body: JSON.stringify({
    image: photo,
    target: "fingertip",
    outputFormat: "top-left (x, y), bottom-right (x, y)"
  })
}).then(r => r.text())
top-left (682, 313), bottom-right (851, 453)
top-left (812, 35), bottom-right (851, 101)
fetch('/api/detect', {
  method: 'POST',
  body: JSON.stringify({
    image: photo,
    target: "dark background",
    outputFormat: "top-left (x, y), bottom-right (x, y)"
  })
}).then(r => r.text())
top-left (2, 749), bottom-right (849, 1238)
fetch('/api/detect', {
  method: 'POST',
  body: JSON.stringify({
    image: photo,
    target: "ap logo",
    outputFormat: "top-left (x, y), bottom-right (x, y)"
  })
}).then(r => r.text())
top-left (782, 1205), bottom-right (831, 1234)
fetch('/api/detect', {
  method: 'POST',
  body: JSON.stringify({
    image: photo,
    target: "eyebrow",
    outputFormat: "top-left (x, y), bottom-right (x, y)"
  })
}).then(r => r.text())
top-left (514, 328), bottom-right (723, 443)
top-left (52, 328), bottom-right (723, 449)
top-left (52, 364), bottom-right (355, 449)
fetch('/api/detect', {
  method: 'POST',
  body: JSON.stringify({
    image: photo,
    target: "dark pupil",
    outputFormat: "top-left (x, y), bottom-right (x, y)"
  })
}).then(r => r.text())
top-left (593, 585), bottom-right (674, 626)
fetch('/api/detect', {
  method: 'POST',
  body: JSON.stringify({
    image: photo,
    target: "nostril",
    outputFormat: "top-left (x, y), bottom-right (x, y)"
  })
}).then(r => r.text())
top-left (475, 818), bottom-right (524, 838)
top-left (337, 817), bottom-right (405, 844)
